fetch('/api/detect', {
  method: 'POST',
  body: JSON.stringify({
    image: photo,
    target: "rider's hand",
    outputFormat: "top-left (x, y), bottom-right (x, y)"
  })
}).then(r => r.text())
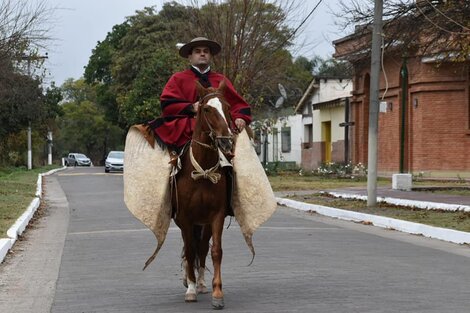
top-left (235, 118), bottom-right (246, 132)
top-left (193, 101), bottom-right (200, 112)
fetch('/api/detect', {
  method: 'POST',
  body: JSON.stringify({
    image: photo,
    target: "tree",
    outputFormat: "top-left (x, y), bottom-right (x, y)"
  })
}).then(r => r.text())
top-left (85, 0), bottom-right (317, 126)
top-left (55, 79), bottom-right (124, 164)
top-left (84, 22), bottom-right (130, 127)
top-left (0, 0), bottom-right (57, 167)
top-left (0, 64), bottom-right (63, 166)
top-left (117, 48), bottom-right (186, 126)
top-left (313, 57), bottom-right (353, 78)
top-left (0, 0), bottom-right (53, 62)
top-left (188, 0), bottom-right (312, 111)
top-left (336, 0), bottom-right (470, 62)
top-left (84, 2), bottom-right (191, 128)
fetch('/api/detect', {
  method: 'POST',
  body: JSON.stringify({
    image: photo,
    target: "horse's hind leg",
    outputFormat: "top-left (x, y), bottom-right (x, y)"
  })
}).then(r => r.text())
top-left (181, 226), bottom-right (198, 302)
top-left (197, 226), bottom-right (212, 294)
top-left (211, 214), bottom-right (225, 309)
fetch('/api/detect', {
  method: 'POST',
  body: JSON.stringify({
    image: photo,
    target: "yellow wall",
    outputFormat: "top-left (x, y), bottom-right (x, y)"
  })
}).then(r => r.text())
top-left (312, 106), bottom-right (345, 143)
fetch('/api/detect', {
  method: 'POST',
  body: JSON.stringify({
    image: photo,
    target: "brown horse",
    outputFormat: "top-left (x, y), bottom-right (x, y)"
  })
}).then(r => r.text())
top-left (172, 80), bottom-right (234, 309)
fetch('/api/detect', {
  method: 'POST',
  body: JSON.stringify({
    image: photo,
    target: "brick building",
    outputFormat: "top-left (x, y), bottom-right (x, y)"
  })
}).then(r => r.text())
top-left (333, 30), bottom-right (470, 178)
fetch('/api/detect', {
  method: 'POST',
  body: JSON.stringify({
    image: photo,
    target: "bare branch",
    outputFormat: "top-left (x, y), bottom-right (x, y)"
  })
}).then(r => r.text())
top-left (335, 0), bottom-right (470, 62)
top-left (0, 0), bottom-right (54, 65)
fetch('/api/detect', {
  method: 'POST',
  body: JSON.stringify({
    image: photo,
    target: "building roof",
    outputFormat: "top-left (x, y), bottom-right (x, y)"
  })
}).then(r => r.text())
top-left (312, 97), bottom-right (350, 111)
top-left (294, 77), bottom-right (353, 114)
top-left (294, 78), bottom-right (318, 114)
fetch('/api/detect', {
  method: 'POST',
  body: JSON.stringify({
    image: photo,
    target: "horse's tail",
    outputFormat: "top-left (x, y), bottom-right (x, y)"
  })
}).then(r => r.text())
top-left (191, 225), bottom-right (203, 269)
top-left (180, 225), bottom-right (203, 269)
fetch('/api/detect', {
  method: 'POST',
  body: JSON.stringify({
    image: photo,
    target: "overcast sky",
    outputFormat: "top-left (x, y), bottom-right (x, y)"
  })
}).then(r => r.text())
top-left (43, 0), bottom-right (343, 86)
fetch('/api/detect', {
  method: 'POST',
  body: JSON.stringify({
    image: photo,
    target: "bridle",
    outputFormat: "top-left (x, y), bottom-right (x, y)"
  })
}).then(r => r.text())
top-left (188, 91), bottom-right (234, 184)
top-left (192, 92), bottom-right (234, 151)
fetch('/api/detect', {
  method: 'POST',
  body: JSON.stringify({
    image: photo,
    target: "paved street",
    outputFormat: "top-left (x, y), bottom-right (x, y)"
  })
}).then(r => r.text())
top-left (1, 166), bottom-right (470, 313)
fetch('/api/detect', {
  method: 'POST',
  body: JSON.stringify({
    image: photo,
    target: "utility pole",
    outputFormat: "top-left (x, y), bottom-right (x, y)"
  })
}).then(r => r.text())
top-left (367, 0), bottom-right (383, 207)
top-left (47, 131), bottom-right (53, 165)
top-left (21, 53), bottom-right (48, 169)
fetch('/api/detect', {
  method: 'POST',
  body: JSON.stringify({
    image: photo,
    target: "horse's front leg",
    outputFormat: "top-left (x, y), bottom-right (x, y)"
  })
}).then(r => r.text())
top-left (181, 226), bottom-right (198, 302)
top-left (211, 213), bottom-right (225, 309)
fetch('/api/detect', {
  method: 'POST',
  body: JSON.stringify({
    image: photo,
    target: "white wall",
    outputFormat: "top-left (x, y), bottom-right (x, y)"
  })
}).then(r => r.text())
top-left (313, 107), bottom-right (346, 142)
top-left (255, 78), bottom-right (353, 166)
top-left (309, 79), bottom-right (353, 105)
top-left (309, 78), bottom-right (353, 143)
top-left (257, 115), bottom-right (303, 166)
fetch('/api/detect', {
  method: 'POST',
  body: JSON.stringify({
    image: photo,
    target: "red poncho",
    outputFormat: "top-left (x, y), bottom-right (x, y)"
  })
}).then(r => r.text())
top-left (151, 69), bottom-right (252, 149)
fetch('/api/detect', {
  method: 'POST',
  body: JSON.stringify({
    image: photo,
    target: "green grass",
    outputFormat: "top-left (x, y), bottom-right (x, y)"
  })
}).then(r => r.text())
top-left (0, 165), bottom-right (60, 237)
top-left (268, 173), bottom-right (389, 191)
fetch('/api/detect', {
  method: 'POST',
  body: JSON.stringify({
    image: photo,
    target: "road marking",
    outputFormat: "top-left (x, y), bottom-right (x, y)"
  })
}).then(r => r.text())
top-left (258, 226), bottom-right (340, 231)
top-left (58, 173), bottom-right (123, 176)
top-left (68, 227), bottom-right (180, 236)
top-left (68, 226), bottom-right (338, 236)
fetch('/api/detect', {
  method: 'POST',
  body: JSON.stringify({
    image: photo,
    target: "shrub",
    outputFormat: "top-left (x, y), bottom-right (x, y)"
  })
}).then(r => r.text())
top-left (313, 162), bottom-right (367, 179)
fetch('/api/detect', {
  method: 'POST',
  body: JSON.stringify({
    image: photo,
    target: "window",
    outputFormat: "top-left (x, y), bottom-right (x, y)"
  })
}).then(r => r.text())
top-left (281, 127), bottom-right (291, 152)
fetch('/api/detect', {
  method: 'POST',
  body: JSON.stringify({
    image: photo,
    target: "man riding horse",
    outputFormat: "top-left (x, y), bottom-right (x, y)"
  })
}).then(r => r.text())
top-left (148, 37), bottom-right (252, 216)
top-left (123, 36), bottom-right (277, 309)
top-left (150, 37), bottom-right (251, 152)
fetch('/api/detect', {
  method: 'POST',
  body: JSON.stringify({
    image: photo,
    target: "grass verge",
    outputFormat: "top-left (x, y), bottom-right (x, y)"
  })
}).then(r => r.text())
top-left (0, 165), bottom-right (60, 237)
top-left (268, 173), bottom-right (470, 233)
top-left (285, 193), bottom-right (470, 233)
top-left (268, 174), bottom-right (389, 191)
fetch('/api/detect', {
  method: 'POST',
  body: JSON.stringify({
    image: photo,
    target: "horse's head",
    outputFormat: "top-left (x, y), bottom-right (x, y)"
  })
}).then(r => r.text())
top-left (195, 80), bottom-right (234, 156)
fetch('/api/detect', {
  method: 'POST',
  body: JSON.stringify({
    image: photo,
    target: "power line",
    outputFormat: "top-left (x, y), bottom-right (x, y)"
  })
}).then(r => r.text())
top-left (254, 0), bottom-right (324, 70)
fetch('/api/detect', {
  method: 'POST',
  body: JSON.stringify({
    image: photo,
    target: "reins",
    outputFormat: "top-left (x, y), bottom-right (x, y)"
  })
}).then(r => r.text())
top-left (187, 92), bottom-right (233, 184)
top-left (194, 93), bottom-right (233, 150)
top-left (189, 145), bottom-right (221, 184)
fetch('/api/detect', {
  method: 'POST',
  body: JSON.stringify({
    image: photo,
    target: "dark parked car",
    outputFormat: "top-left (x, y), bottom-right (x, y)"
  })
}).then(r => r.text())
top-left (65, 153), bottom-right (92, 166)
top-left (105, 151), bottom-right (124, 173)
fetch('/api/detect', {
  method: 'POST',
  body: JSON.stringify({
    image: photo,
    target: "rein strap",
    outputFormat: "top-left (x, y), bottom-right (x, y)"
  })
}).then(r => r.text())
top-left (200, 92), bottom-right (223, 103)
top-left (189, 145), bottom-right (221, 184)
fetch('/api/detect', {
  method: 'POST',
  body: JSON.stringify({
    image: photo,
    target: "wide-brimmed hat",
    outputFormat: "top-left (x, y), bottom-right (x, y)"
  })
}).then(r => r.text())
top-left (179, 37), bottom-right (221, 58)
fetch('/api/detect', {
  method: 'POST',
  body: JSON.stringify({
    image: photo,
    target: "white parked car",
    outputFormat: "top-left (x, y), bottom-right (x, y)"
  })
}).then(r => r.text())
top-left (105, 151), bottom-right (124, 173)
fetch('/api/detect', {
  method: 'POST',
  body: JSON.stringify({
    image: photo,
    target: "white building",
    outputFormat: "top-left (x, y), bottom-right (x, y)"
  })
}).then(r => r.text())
top-left (295, 77), bottom-right (353, 170)
top-left (254, 76), bottom-right (352, 170)
top-left (254, 114), bottom-right (303, 169)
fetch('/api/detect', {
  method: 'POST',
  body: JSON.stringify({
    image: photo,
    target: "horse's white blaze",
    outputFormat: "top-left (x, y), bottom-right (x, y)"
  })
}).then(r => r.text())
top-left (207, 98), bottom-right (232, 134)
top-left (186, 280), bottom-right (197, 295)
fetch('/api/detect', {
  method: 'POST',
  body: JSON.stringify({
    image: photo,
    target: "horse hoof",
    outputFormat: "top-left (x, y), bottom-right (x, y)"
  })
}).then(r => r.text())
top-left (212, 297), bottom-right (224, 310)
top-left (197, 285), bottom-right (209, 294)
top-left (185, 293), bottom-right (197, 302)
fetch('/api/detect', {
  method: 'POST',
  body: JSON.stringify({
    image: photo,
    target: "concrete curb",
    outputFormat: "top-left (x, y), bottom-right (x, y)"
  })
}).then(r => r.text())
top-left (276, 197), bottom-right (470, 245)
top-left (327, 191), bottom-right (470, 212)
top-left (0, 238), bottom-right (12, 262)
top-left (0, 167), bottom-right (66, 263)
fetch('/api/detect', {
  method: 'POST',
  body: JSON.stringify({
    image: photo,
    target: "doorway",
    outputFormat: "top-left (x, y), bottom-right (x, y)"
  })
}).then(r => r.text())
top-left (322, 121), bottom-right (332, 163)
